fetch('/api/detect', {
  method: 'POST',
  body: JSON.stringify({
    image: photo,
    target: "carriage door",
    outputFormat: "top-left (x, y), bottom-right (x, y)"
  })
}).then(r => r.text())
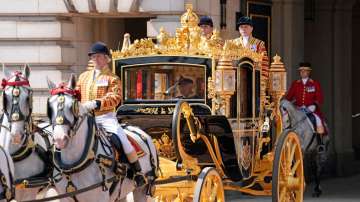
top-left (230, 59), bottom-right (260, 179)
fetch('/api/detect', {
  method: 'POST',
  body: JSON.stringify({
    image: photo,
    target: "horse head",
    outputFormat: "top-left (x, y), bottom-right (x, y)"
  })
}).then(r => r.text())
top-left (1, 64), bottom-right (33, 146)
top-left (47, 74), bottom-right (81, 150)
top-left (279, 98), bottom-right (295, 129)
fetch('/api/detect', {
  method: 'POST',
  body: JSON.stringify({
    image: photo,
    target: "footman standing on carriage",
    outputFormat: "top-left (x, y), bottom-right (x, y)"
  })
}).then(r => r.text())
top-left (285, 62), bottom-right (326, 135)
top-left (233, 16), bottom-right (269, 84)
top-left (76, 41), bottom-right (146, 187)
top-left (198, 16), bottom-right (214, 40)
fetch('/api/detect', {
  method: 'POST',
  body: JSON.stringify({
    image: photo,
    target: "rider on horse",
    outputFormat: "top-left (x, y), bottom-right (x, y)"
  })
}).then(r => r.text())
top-left (285, 62), bottom-right (326, 135)
top-left (76, 41), bottom-right (146, 187)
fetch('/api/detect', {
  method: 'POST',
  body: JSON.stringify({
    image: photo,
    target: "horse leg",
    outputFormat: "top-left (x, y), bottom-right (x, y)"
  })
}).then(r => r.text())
top-left (132, 186), bottom-right (148, 202)
top-left (40, 186), bottom-right (60, 202)
top-left (311, 150), bottom-right (323, 197)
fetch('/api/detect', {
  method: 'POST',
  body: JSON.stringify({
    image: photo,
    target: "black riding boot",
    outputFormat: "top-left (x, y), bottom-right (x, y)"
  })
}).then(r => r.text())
top-left (130, 160), bottom-right (147, 187)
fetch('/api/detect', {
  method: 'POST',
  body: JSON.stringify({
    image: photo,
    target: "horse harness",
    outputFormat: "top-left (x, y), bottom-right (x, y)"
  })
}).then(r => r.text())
top-left (41, 86), bottom-right (157, 201)
top-left (51, 113), bottom-right (125, 202)
top-left (0, 147), bottom-right (14, 202)
top-left (0, 74), bottom-right (54, 190)
top-left (1, 72), bottom-right (33, 133)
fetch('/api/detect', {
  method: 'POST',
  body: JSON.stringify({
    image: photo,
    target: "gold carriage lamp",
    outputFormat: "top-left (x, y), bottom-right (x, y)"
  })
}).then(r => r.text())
top-left (214, 56), bottom-right (236, 117)
top-left (269, 54), bottom-right (286, 96)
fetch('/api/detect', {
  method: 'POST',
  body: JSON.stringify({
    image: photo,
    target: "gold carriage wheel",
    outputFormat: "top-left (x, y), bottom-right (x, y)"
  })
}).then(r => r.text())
top-left (193, 167), bottom-right (225, 202)
top-left (272, 131), bottom-right (304, 202)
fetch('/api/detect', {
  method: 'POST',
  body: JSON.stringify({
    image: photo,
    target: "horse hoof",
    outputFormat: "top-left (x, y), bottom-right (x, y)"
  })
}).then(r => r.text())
top-left (312, 189), bottom-right (322, 197)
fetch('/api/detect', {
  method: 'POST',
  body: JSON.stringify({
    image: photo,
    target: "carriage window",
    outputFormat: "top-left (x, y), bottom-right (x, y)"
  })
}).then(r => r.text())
top-left (240, 65), bottom-right (253, 118)
top-left (255, 70), bottom-right (261, 117)
top-left (123, 65), bottom-right (206, 101)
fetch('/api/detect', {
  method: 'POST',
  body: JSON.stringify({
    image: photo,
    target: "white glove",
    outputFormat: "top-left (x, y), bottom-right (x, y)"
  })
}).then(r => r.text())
top-left (82, 101), bottom-right (97, 114)
top-left (307, 105), bottom-right (316, 112)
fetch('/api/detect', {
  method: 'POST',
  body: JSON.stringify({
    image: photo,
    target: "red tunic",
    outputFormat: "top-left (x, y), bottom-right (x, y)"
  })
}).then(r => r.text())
top-left (285, 78), bottom-right (324, 118)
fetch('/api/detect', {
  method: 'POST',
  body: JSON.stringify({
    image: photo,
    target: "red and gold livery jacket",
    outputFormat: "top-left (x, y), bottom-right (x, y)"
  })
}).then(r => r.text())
top-left (233, 36), bottom-right (269, 79)
top-left (285, 78), bottom-right (324, 116)
top-left (76, 67), bottom-right (121, 116)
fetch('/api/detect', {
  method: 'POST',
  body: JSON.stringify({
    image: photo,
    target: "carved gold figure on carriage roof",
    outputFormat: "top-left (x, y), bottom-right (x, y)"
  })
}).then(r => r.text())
top-left (111, 4), bottom-right (263, 62)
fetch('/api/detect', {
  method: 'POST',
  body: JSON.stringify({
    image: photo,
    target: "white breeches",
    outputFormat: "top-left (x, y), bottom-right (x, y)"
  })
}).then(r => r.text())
top-left (95, 112), bottom-right (134, 154)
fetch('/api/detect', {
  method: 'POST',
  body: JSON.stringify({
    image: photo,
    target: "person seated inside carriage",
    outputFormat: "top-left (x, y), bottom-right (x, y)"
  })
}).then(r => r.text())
top-left (285, 62), bottom-right (326, 135)
top-left (76, 41), bottom-right (146, 186)
top-left (176, 77), bottom-right (201, 99)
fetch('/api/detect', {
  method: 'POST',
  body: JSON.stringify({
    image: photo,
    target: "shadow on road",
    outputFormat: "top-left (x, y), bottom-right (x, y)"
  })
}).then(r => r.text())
top-left (226, 174), bottom-right (360, 202)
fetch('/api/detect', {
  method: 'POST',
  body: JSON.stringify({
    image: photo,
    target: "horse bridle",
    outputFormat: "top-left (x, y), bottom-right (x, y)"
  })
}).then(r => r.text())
top-left (47, 85), bottom-right (81, 138)
top-left (1, 72), bottom-right (33, 134)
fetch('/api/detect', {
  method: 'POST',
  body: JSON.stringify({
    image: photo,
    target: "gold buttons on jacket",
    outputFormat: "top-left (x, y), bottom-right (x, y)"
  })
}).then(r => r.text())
top-left (302, 86), bottom-right (305, 105)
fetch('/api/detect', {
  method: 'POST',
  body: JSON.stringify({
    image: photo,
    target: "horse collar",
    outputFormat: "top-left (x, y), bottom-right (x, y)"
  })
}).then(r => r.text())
top-left (53, 116), bottom-right (98, 175)
top-left (11, 133), bottom-right (35, 162)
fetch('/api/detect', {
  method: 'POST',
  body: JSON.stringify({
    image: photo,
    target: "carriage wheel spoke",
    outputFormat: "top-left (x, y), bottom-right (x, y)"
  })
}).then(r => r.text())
top-left (289, 144), bottom-right (296, 164)
top-left (291, 160), bottom-right (301, 176)
top-left (280, 152), bottom-right (287, 176)
top-left (209, 182), bottom-right (218, 202)
top-left (286, 142), bottom-right (293, 169)
top-left (205, 178), bottom-right (212, 198)
top-left (279, 187), bottom-right (287, 202)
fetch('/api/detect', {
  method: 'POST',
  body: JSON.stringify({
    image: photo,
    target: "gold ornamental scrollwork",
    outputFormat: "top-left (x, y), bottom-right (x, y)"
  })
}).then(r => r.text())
top-left (153, 133), bottom-right (176, 160)
top-left (111, 4), bottom-right (262, 62)
top-left (240, 141), bottom-right (252, 170)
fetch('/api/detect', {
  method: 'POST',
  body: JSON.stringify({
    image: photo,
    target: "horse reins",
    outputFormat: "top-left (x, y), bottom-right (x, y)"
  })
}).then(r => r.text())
top-left (1, 74), bottom-right (55, 190)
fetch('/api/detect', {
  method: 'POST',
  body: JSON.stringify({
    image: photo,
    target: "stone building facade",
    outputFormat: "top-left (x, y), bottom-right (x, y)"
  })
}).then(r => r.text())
top-left (0, 0), bottom-right (359, 176)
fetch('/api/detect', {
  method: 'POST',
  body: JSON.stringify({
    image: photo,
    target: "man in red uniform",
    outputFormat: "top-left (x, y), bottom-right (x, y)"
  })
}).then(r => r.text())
top-left (285, 62), bottom-right (325, 134)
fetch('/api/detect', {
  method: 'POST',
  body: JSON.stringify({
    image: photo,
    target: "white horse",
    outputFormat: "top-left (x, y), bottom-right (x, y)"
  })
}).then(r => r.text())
top-left (46, 74), bottom-right (158, 202)
top-left (280, 99), bottom-right (330, 197)
top-left (0, 65), bottom-right (54, 201)
top-left (0, 146), bottom-right (14, 202)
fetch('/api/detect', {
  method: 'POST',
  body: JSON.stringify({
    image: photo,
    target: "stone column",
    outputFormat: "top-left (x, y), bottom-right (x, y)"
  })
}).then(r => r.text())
top-left (271, 0), bottom-right (304, 83)
top-left (332, 0), bottom-right (357, 176)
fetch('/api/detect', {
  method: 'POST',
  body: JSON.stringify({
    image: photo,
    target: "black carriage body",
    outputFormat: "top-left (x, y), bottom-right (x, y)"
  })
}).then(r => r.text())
top-left (115, 55), bottom-right (242, 180)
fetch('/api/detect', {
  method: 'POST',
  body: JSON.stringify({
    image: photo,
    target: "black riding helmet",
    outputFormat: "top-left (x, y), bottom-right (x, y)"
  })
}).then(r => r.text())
top-left (198, 16), bottom-right (213, 27)
top-left (88, 41), bottom-right (111, 57)
top-left (236, 16), bottom-right (253, 28)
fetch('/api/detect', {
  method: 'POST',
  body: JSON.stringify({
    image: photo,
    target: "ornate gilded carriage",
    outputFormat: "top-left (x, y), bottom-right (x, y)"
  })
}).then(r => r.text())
top-left (112, 4), bottom-right (304, 202)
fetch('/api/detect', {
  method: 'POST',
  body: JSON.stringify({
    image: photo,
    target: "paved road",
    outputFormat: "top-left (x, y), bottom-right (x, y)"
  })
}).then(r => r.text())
top-left (40, 174), bottom-right (360, 201)
top-left (227, 174), bottom-right (360, 202)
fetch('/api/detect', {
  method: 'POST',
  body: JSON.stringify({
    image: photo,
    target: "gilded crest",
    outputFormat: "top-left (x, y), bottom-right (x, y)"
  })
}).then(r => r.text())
top-left (153, 133), bottom-right (176, 160)
top-left (240, 140), bottom-right (252, 170)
